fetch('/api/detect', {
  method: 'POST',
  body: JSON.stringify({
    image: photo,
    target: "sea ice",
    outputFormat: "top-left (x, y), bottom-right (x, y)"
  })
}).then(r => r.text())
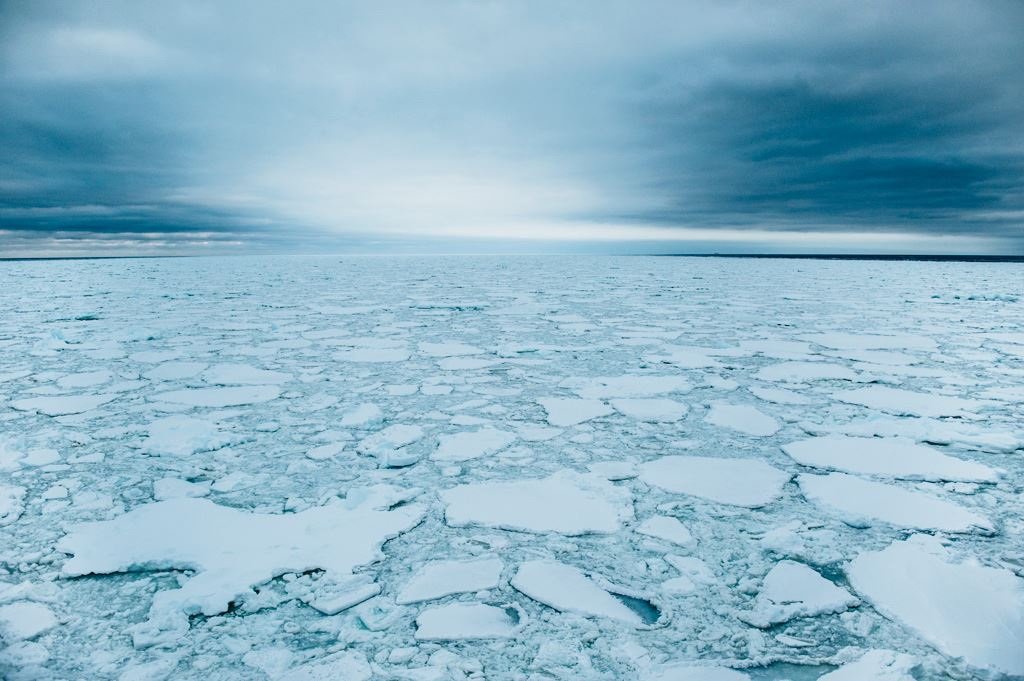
top-left (0, 602), bottom-right (58, 641)
top-left (58, 488), bottom-right (425, 647)
top-left (419, 342), bottom-right (483, 357)
top-left (704, 403), bottom-right (780, 436)
top-left (511, 560), bottom-right (643, 624)
top-left (537, 398), bottom-right (613, 427)
top-left (414, 603), bottom-right (520, 640)
top-left (847, 535), bottom-right (1024, 676)
top-left (834, 386), bottom-right (983, 418)
top-left (755, 362), bottom-right (858, 382)
top-left (635, 516), bottom-right (695, 547)
top-left (644, 664), bottom-right (750, 680)
top-left (396, 557), bottom-right (503, 604)
top-left (738, 560), bottom-right (859, 628)
top-left (818, 650), bottom-right (916, 681)
top-left (568, 375), bottom-right (692, 399)
top-left (432, 427), bottom-right (516, 462)
top-left (640, 456), bottom-right (790, 507)
top-left (279, 651), bottom-right (371, 681)
top-left (356, 424), bottom-right (425, 467)
top-left (441, 472), bottom-right (633, 534)
top-left (10, 394), bottom-right (115, 416)
top-left (151, 385), bottom-right (281, 407)
top-left (782, 436), bottom-right (998, 482)
top-left (611, 398), bottom-right (688, 422)
top-left (0, 485), bottom-right (26, 526)
top-left (201, 363), bottom-right (291, 385)
top-left (143, 415), bottom-right (235, 457)
top-left (798, 473), bottom-right (992, 532)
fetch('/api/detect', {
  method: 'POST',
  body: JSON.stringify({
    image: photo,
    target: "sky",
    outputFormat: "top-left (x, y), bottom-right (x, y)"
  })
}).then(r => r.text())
top-left (2, 0), bottom-right (1023, 257)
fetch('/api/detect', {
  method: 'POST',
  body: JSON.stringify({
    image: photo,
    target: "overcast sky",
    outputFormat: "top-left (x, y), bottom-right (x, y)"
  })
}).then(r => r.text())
top-left (2, 1), bottom-right (1023, 256)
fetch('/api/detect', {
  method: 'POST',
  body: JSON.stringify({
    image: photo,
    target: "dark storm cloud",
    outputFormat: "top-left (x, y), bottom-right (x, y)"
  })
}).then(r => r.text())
top-left (1, 1), bottom-right (1023, 255)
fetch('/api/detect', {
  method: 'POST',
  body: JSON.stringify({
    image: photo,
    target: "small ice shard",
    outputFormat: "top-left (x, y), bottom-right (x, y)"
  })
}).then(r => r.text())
top-left (798, 473), bottom-right (992, 533)
top-left (10, 394), bottom-right (115, 416)
top-left (151, 385), bottom-right (281, 407)
top-left (340, 403), bottom-right (383, 427)
top-left (538, 398), bottom-right (612, 427)
top-left (611, 398), bottom-right (688, 422)
top-left (432, 427), bottom-right (516, 462)
top-left (756, 362), bottom-right (858, 382)
top-left (782, 436), bottom-right (997, 482)
top-left (640, 456), bottom-right (790, 507)
top-left (568, 375), bottom-right (692, 399)
top-left (419, 341), bottom-right (483, 357)
top-left (635, 516), bottom-right (694, 547)
top-left (511, 560), bottom-right (643, 624)
top-left (58, 489), bottom-right (425, 648)
top-left (144, 415), bottom-right (235, 457)
top-left (415, 603), bottom-right (520, 640)
top-left (356, 424), bottom-right (425, 467)
top-left (644, 664), bottom-right (750, 680)
top-left (834, 386), bottom-right (982, 418)
top-left (0, 484), bottom-right (26, 526)
top-left (441, 471), bottom-right (633, 534)
top-left (739, 560), bottom-right (859, 628)
top-left (396, 557), bottom-right (503, 604)
top-left (705, 402), bottom-right (780, 436)
top-left (819, 650), bottom-right (916, 681)
top-left (279, 651), bottom-right (371, 681)
top-left (847, 535), bottom-right (1024, 677)
top-left (201, 363), bottom-right (291, 385)
top-left (0, 602), bottom-right (58, 641)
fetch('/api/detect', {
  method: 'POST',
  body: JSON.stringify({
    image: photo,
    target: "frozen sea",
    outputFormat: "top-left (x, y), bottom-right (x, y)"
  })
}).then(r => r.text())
top-left (1, 255), bottom-right (1022, 680)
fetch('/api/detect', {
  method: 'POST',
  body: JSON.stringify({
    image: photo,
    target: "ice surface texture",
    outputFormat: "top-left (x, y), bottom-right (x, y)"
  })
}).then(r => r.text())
top-left (1, 255), bottom-right (1022, 680)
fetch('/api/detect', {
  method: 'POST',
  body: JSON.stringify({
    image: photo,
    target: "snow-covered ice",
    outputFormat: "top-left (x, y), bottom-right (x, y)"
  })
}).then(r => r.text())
top-left (640, 456), bottom-right (790, 507)
top-left (2, 255), bottom-right (1023, 680)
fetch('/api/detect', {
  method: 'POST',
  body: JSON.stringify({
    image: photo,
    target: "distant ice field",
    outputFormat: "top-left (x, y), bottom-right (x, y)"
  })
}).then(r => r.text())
top-left (0, 255), bottom-right (1022, 680)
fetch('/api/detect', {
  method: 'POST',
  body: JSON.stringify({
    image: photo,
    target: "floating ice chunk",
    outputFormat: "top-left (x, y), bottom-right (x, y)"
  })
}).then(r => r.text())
top-left (611, 398), bottom-right (688, 422)
top-left (756, 362), bottom-right (858, 382)
top-left (834, 386), bottom-right (982, 418)
top-left (306, 440), bottom-right (346, 460)
top-left (0, 602), bottom-right (58, 641)
top-left (798, 473), bottom-right (991, 532)
top-left (645, 346), bottom-right (723, 369)
top-left (640, 456), bottom-right (790, 507)
top-left (635, 516), bottom-right (694, 547)
top-left (0, 484), bottom-right (26, 526)
top-left (356, 424), bottom-right (425, 467)
top-left (782, 436), bottom-right (997, 482)
top-left (143, 362), bottom-right (207, 381)
top-left (511, 560), bottom-right (642, 624)
top-left (334, 348), bottom-right (410, 362)
top-left (153, 478), bottom-right (211, 500)
top-left (432, 428), bottom-right (516, 462)
top-left (297, 574), bottom-right (381, 615)
top-left (144, 415), bottom-right (235, 457)
top-left (804, 332), bottom-right (937, 351)
top-left (415, 603), bottom-right (519, 640)
top-left (23, 448), bottom-right (59, 466)
top-left (819, 650), bottom-right (916, 681)
top-left (847, 536), bottom-right (1024, 677)
top-left (589, 461), bottom-right (638, 480)
top-left (748, 385), bottom-right (811, 405)
top-left (56, 370), bottom-right (113, 389)
top-left (202, 363), bottom-right (291, 385)
top-left (10, 394), bottom-right (115, 416)
top-left (439, 357), bottom-right (498, 371)
top-left (705, 402), bottom-right (779, 436)
top-left (663, 555), bottom-right (716, 595)
top-left (644, 664), bottom-right (750, 680)
top-left (739, 560), bottom-right (858, 628)
top-left (538, 398), bottom-right (612, 427)
top-left (419, 342), bottom-right (483, 357)
top-left (58, 491), bottom-right (425, 648)
top-left (820, 416), bottom-right (1024, 454)
top-left (340, 403), bottom-right (383, 427)
top-left (151, 386), bottom-right (280, 407)
top-left (0, 437), bottom-right (24, 472)
top-left (441, 472), bottom-right (633, 534)
top-left (279, 651), bottom-right (372, 681)
top-left (568, 375), bottom-right (692, 399)
top-left (396, 557), bottom-right (503, 604)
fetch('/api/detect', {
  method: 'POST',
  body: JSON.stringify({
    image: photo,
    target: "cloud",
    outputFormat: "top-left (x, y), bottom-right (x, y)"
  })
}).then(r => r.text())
top-left (1, 0), bottom-right (1022, 255)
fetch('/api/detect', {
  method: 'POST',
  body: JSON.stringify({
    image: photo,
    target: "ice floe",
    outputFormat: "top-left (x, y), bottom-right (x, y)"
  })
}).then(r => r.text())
top-left (441, 472), bottom-right (633, 534)
top-left (511, 559), bottom-right (643, 624)
top-left (151, 385), bottom-right (281, 407)
top-left (414, 603), bottom-right (521, 640)
top-left (798, 473), bottom-right (992, 532)
top-left (611, 398), bottom-right (688, 422)
top-left (819, 650), bottom-right (916, 680)
top-left (738, 560), bottom-right (859, 628)
top-left (782, 435), bottom-right (998, 482)
top-left (640, 456), bottom-right (790, 507)
top-left (432, 427), bottom-right (516, 462)
top-left (848, 535), bottom-right (1024, 676)
top-left (834, 386), bottom-right (983, 418)
top-left (396, 557), bottom-right (503, 604)
top-left (705, 402), bottom-right (780, 436)
top-left (635, 516), bottom-right (695, 547)
top-left (537, 398), bottom-right (613, 427)
top-left (356, 424), bottom-right (425, 467)
top-left (10, 394), bottom-right (115, 416)
top-left (756, 362), bottom-right (858, 382)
